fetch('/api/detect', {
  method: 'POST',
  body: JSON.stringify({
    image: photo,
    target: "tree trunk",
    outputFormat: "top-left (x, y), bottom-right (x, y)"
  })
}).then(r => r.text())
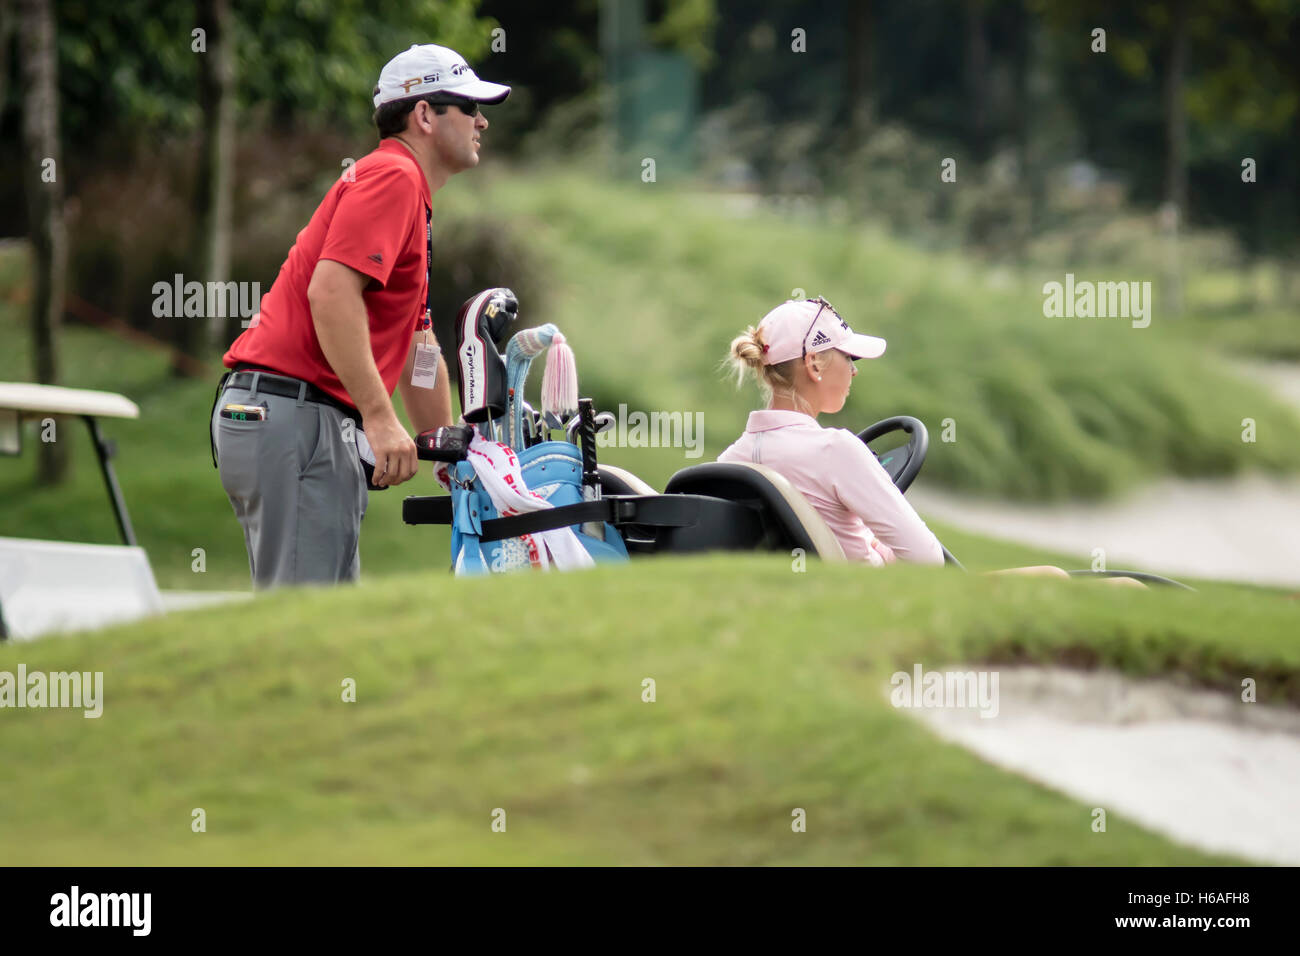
top-left (599, 0), bottom-right (648, 172)
top-left (1011, 0), bottom-right (1033, 256)
top-left (17, 0), bottom-right (69, 484)
top-left (197, 0), bottom-right (238, 355)
top-left (1163, 0), bottom-right (1188, 217)
top-left (1283, 61), bottom-right (1300, 305)
top-left (964, 0), bottom-right (989, 163)
top-left (842, 0), bottom-right (873, 153)
top-left (0, 0), bottom-right (14, 117)
top-left (178, 0), bottom-right (237, 373)
top-left (1162, 0), bottom-right (1188, 316)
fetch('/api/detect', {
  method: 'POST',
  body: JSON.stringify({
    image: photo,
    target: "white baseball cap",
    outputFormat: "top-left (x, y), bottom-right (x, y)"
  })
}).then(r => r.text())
top-left (373, 44), bottom-right (511, 108)
top-left (758, 297), bottom-right (886, 365)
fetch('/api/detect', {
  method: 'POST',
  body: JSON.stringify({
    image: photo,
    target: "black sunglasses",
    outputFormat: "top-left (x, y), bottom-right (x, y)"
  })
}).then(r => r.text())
top-left (801, 295), bottom-right (836, 359)
top-left (422, 95), bottom-right (480, 116)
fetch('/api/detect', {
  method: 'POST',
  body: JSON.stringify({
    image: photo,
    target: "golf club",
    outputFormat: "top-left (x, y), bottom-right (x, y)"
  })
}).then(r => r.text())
top-left (576, 398), bottom-right (604, 541)
top-left (566, 410), bottom-right (614, 444)
top-left (519, 400), bottom-right (538, 447)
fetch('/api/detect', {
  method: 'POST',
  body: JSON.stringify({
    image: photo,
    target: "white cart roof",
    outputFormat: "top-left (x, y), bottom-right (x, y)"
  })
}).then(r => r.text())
top-left (0, 382), bottom-right (139, 419)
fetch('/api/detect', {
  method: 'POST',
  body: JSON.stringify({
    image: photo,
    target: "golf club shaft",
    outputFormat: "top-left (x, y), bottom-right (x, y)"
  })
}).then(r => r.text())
top-left (577, 398), bottom-right (604, 540)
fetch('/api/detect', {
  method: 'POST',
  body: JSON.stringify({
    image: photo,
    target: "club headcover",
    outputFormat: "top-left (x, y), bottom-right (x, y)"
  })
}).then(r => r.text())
top-left (455, 288), bottom-right (518, 423)
top-left (503, 325), bottom-right (579, 450)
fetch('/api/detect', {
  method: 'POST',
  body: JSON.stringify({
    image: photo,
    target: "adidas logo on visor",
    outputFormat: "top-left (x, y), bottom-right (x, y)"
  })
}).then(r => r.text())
top-left (809, 330), bottom-right (832, 348)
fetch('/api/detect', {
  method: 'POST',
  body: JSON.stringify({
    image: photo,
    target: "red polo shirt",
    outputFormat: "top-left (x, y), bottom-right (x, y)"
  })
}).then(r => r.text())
top-left (223, 138), bottom-right (432, 408)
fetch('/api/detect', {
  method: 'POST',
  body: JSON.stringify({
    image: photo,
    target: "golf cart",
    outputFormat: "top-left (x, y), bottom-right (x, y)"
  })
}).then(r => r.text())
top-left (402, 289), bottom-right (1189, 588)
top-left (0, 383), bottom-right (164, 640)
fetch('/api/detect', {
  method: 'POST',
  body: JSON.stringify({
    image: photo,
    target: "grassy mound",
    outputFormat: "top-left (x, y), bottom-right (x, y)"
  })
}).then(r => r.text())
top-left (2, 555), bottom-right (1295, 865)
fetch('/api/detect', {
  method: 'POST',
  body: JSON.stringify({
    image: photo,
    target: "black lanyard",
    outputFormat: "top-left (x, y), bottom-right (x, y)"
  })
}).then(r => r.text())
top-left (424, 206), bottom-right (433, 324)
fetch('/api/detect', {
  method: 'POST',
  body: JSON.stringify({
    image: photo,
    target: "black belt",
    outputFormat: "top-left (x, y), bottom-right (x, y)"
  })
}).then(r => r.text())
top-left (227, 364), bottom-right (362, 422)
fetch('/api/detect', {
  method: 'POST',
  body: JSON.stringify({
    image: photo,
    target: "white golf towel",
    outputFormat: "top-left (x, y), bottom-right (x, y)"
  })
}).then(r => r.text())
top-left (458, 431), bottom-right (595, 573)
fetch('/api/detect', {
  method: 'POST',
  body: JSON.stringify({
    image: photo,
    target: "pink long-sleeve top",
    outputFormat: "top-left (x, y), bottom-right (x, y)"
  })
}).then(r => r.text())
top-left (717, 409), bottom-right (945, 566)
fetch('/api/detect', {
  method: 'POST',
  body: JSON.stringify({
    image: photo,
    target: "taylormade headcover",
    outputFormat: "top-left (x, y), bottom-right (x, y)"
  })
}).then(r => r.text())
top-left (455, 288), bottom-right (518, 423)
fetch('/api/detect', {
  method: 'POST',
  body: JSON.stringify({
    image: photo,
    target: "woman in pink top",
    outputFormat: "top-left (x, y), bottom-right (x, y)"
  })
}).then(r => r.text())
top-left (719, 297), bottom-right (1077, 579)
top-left (718, 296), bottom-right (941, 566)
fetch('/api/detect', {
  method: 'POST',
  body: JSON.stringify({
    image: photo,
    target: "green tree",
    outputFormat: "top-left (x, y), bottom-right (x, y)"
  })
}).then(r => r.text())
top-left (50, 0), bottom-right (495, 369)
top-left (231, 0), bottom-right (492, 126)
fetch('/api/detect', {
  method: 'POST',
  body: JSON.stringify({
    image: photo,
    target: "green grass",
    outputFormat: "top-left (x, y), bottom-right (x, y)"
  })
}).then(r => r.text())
top-left (3, 555), bottom-right (1295, 865)
top-left (1185, 308), bottom-right (1300, 361)
top-left (1170, 261), bottom-right (1300, 360)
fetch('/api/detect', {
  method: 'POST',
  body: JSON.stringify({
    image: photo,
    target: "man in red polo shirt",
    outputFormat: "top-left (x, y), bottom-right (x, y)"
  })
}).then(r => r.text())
top-left (212, 44), bottom-right (510, 587)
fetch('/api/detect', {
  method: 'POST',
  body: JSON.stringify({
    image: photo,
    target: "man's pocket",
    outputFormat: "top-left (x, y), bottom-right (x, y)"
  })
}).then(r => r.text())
top-left (215, 412), bottom-right (266, 503)
top-left (295, 402), bottom-right (326, 478)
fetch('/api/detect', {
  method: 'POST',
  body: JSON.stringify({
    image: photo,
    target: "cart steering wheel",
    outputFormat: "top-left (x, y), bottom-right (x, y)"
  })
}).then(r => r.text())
top-left (857, 415), bottom-right (962, 567)
top-left (857, 415), bottom-right (929, 494)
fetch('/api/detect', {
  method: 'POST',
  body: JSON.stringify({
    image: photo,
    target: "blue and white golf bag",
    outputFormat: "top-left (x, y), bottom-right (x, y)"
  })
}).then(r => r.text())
top-left (446, 309), bottom-right (627, 575)
top-left (448, 438), bottom-right (628, 574)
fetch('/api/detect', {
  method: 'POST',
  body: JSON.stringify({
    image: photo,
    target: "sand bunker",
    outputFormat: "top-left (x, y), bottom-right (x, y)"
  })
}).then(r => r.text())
top-left (903, 666), bottom-right (1300, 864)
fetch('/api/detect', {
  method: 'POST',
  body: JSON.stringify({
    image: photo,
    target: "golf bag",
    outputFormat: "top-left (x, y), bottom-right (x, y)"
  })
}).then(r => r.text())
top-left (443, 301), bottom-right (628, 574)
top-left (447, 435), bottom-right (628, 574)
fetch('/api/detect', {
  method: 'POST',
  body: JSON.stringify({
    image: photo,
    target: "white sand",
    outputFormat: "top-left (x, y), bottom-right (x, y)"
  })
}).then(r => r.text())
top-left (904, 667), bottom-right (1300, 864)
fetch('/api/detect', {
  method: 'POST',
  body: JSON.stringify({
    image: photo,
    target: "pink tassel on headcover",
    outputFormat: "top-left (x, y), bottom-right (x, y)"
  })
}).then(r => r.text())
top-left (541, 332), bottom-right (578, 420)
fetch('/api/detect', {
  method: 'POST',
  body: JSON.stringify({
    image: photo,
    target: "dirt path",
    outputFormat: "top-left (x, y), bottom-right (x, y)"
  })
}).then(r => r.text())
top-left (913, 473), bottom-right (1300, 587)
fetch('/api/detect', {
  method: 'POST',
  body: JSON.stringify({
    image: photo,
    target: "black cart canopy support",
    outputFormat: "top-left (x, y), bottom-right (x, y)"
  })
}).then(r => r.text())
top-left (84, 414), bottom-right (137, 547)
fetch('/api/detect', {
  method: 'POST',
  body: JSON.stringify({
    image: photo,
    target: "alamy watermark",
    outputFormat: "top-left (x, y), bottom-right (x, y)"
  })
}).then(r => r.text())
top-left (1042, 273), bottom-right (1151, 328)
top-left (596, 403), bottom-right (704, 458)
top-left (152, 274), bottom-right (261, 327)
top-left (50, 886), bottom-right (150, 935)
top-left (890, 664), bottom-right (999, 719)
top-left (0, 665), bottom-right (103, 718)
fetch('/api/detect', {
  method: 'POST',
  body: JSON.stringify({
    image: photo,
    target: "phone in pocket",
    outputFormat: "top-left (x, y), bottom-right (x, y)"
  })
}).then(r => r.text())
top-left (220, 403), bottom-right (268, 422)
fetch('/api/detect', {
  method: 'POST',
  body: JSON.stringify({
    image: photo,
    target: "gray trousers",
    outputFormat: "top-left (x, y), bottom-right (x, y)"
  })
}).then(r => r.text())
top-left (213, 376), bottom-right (367, 588)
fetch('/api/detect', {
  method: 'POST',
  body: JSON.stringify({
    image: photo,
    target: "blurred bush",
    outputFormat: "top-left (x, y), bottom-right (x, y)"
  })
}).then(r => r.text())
top-left (65, 144), bottom-right (196, 337)
top-left (694, 102), bottom-right (1258, 279)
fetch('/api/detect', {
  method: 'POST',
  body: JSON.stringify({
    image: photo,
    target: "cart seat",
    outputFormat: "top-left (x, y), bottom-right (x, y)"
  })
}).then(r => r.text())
top-left (661, 462), bottom-right (846, 560)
